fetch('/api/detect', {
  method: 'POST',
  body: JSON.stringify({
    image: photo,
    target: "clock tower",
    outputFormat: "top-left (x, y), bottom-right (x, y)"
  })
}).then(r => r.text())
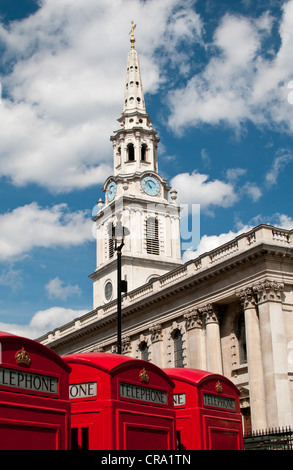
top-left (91, 24), bottom-right (182, 308)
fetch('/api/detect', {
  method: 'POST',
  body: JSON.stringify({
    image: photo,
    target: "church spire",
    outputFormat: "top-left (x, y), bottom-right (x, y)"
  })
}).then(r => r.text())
top-left (92, 25), bottom-right (182, 307)
top-left (110, 23), bottom-right (159, 176)
top-left (123, 22), bottom-right (146, 115)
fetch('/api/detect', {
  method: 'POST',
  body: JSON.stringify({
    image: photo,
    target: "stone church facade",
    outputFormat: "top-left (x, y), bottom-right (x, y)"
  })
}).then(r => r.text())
top-left (38, 27), bottom-right (293, 435)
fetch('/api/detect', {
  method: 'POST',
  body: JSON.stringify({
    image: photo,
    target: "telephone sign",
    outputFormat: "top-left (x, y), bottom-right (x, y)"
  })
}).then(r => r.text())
top-left (64, 352), bottom-right (176, 450)
top-left (0, 331), bottom-right (71, 450)
top-left (164, 368), bottom-right (243, 450)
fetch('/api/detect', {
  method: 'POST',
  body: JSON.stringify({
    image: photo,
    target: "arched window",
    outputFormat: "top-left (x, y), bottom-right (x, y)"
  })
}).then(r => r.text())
top-left (173, 330), bottom-right (184, 368)
top-left (140, 342), bottom-right (149, 361)
top-left (237, 313), bottom-right (247, 364)
top-left (146, 217), bottom-right (159, 255)
top-left (141, 143), bottom-right (147, 161)
top-left (127, 143), bottom-right (135, 161)
top-left (147, 275), bottom-right (159, 284)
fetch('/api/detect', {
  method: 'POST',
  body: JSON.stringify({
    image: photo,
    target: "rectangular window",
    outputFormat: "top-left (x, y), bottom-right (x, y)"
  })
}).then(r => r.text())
top-left (140, 342), bottom-right (149, 361)
top-left (174, 330), bottom-right (184, 368)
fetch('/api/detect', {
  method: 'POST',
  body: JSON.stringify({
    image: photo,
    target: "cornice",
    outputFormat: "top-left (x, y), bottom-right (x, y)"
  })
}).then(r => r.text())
top-left (39, 238), bottom-right (293, 351)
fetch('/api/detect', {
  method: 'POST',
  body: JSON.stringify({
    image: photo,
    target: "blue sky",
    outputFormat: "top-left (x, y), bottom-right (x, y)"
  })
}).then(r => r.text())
top-left (0, 0), bottom-right (293, 339)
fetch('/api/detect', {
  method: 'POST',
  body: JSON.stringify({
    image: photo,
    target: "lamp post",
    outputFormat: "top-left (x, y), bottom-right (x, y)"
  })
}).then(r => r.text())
top-left (110, 219), bottom-right (130, 354)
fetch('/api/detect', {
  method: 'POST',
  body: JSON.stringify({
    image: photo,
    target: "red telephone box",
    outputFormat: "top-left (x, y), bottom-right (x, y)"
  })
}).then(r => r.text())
top-left (63, 352), bottom-right (176, 450)
top-left (0, 331), bottom-right (71, 450)
top-left (164, 368), bottom-right (243, 450)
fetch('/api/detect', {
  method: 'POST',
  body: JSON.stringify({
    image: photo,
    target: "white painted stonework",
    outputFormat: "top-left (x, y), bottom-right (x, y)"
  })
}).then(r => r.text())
top-left (90, 29), bottom-right (182, 307)
top-left (38, 31), bottom-right (293, 434)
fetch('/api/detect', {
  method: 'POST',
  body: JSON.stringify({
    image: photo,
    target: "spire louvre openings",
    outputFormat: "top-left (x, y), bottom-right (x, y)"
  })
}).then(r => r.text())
top-left (111, 22), bottom-right (160, 176)
top-left (92, 22), bottom-right (182, 307)
top-left (124, 22), bottom-right (146, 115)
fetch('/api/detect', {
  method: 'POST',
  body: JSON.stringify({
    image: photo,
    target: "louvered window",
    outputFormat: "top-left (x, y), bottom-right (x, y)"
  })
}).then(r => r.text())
top-left (109, 224), bottom-right (114, 258)
top-left (146, 217), bottom-right (159, 255)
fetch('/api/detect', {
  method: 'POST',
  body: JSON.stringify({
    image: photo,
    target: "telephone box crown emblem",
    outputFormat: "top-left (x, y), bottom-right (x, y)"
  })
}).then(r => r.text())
top-left (139, 368), bottom-right (149, 383)
top-left (216, 381), bottom-right (223, 393)
top-left (15, 347), bottom-right (31, 367)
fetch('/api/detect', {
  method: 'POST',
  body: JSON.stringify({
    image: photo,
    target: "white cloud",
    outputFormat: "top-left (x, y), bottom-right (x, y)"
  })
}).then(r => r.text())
top-left (265, 148), bottom-right (293, 187)
top-left (0, 306), bottom-right (88, 339)
top-left (242, 182), bottom-right (262, 202)
top-left (183, 212), bottom-right (293, 262)
top-left (0, 267), bottom-right (23, 291)
top-left (170, 171), bottom-right (237, 214)
top-left (226, 168), bottom-right (261, 202)
top-left (0, 202), bottom-right (92, 261)
top-left (200, 148), bottom-right (211, 168)
top-left (0, 100), bottom-right (113, 192)
top-left (226, 168), bottom-right (247, 182)
top-left (182, 226), bottom-right (251, 262)
top-left (276, 213), bottom-right (293, 229)
top-left (167, 2), bottom-right (293, 134)
top-left (45, 276), bottom-right (81, 300)
top-left (0, 0), bottom-right (202, 193)
top-left (214, 13), bottom-right (262, 67)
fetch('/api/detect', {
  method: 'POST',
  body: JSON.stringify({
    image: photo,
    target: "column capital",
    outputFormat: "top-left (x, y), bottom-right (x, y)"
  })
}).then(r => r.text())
top-left (121, 336), bottom-right (132, 354)
top-left (184, 308), bottom-right (202, 330)
top-left (236, 287), bottom-right (257, 310)
top-left (149, 323), bottom-right (162, 343)
top-left (253, 280), bottom-right (284, 303)
top-left (199, 304), bottom-right (219, 325)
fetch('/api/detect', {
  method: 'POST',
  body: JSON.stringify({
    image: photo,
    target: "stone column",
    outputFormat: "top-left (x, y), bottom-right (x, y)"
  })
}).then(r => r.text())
top-left (184, 309), bottom-right (205, 369)
top-left (237, 287), bottom-right (267, 431)
top-left (253, 280), bottom-right (292, 428)
top-left (149, 323), bottom-right (163, 368)
top-left (200, 304), bottom-right (222, 374)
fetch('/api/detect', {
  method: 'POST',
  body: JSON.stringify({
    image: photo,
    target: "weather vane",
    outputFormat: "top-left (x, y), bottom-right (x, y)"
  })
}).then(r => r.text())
top-left (129, 20), bottom-right (136, 49)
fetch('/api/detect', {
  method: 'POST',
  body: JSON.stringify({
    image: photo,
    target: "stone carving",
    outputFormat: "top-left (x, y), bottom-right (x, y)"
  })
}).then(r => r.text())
top-left (236, 287), bottom-right (256, 310)
top-left (149, 323), bottom-right (162, 343)
top-left (199, 304), bottom-right (219, 324)
top-left (184, 308), bottom-right (202, 330)
top-left (253, 280), bottom-right (284, 303)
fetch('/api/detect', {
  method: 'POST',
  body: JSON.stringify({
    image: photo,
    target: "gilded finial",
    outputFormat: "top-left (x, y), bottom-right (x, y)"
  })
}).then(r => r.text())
top-left (129, 20), bottom-right (136, 49)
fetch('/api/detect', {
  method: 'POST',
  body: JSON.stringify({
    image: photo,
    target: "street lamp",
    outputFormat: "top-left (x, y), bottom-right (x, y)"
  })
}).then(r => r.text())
top-left (109, 219), bottom-right (130, 354)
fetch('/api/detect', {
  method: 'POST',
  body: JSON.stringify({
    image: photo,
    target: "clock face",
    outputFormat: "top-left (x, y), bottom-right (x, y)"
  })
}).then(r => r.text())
top-left (106, 181), bottom-right (117, 202)
top-left (141, 176), bottom-right (160, 196)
